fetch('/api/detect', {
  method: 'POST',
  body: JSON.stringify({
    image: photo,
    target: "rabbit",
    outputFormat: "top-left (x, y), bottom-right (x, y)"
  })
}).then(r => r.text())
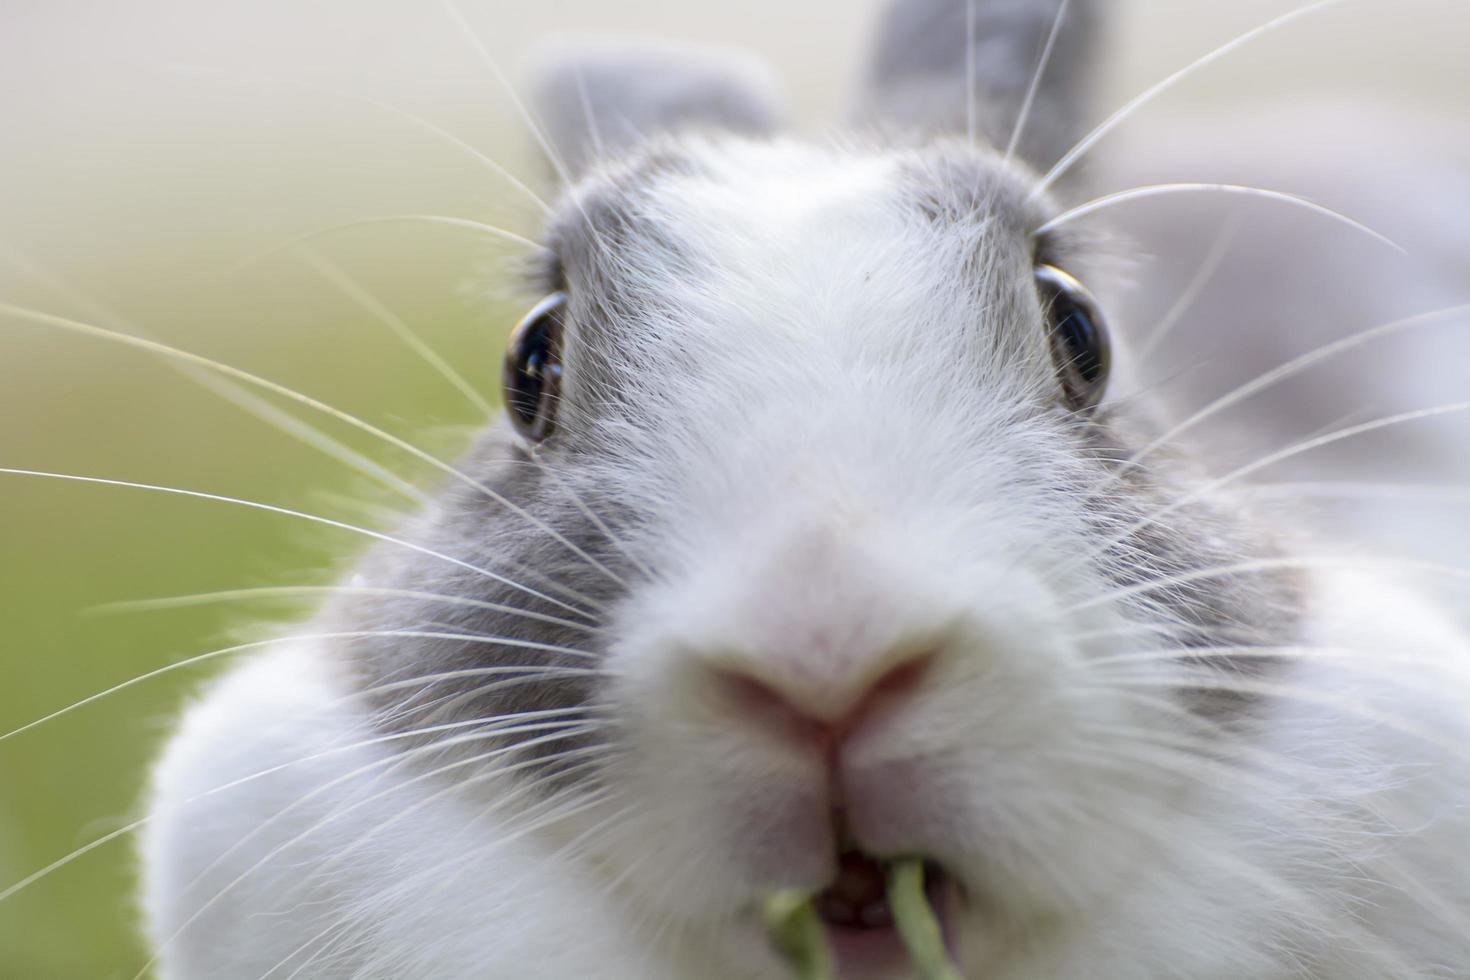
top-left (139, 0), bottom-right (1470, 977)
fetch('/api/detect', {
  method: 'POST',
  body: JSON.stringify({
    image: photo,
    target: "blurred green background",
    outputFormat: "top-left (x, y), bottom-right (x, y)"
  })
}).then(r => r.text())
top-left (2, 0), bottom-right (1468, 975)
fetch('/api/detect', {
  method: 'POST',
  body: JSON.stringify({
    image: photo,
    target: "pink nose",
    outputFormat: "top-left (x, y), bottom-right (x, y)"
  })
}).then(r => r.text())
top-left (706, 647), bottom-right (938, 749)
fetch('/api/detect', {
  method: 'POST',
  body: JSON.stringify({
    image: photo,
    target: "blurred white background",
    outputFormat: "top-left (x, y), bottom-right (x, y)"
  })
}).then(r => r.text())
top-left (4, 0), bottom-right (1469, 305)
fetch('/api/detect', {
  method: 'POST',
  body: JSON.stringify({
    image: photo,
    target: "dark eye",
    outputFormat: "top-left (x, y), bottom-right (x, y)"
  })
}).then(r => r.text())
top-left (1035, 265), bottom-right (1111, 412)
top-left (502, 292), bottom-right (566, 443)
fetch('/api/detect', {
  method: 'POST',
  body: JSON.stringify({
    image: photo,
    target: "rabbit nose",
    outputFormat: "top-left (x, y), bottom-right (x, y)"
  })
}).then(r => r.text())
top-left (705, 646), bottom-right (939, 749)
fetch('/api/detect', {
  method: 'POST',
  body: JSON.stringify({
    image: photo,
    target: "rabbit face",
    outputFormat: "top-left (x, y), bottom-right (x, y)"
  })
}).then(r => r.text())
top-left (341, 134), bottom-right (1301, 976)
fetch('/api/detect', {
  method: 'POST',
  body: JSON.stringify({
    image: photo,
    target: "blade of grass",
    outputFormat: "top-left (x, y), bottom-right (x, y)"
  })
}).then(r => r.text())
top-left (889, 861), bottom-right (963, 980)
top-left (763, 891), bottom-right (833, 980)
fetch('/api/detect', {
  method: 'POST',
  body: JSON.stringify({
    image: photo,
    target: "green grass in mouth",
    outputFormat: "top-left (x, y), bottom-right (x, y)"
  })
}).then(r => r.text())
top-left (763, 859), bottom-right (962, 980)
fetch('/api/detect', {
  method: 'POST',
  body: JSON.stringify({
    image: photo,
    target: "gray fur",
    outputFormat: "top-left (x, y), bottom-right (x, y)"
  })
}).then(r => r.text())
top-left (853, 0), bottom-right (1101, 174)
top-left (529, 40), bottom-right (787, 179)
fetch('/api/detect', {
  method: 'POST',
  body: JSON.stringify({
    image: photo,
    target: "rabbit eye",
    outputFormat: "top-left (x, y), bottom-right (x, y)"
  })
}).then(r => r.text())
top-left (1035, 265), bottom-right (1111, 411)
top-left (503, 292), bottom-right (566, 443)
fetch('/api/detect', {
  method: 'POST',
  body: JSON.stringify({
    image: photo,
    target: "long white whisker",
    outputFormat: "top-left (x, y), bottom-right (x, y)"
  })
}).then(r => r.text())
top-left (1086, 645), bottom-right (1463, 688)
top-left (0, 306), bottom-right (626, 596)
top-left (965, 0), bottom-right (978, 145)
top-left (309, 753), bottom-right (607, 888)
top-left (150, 63), bottom-right (555, 221)
top-left (0, 246), bottom-right (428, 507)
top-left (1060, 620), bottom-right (1183, 645)
top-left (1066, 399), bottom-right (1470, 578)
top-left (226, 214), bottom-right (540, 290)
top-left (1134, 209), bottom-right (1244, 363)
top-left (137, 724), bottom-right (605, 980)
top-left (1106, 675), bottom-right (1470, 762)
top-left (265, 774), bottom-right (616, 980)
top-left (1051, 734), bottom-right (1470, 958)
top-left (0, 713), bottom-right (603, 907)
top-left (1035, 182), bottom-right (1403, 254)
top-left (1075, 554), bottom-right (1470, 615)
top-left (438, 0), bottom-right (623, 281)
top-left (232, 214), bottom-right (539, 274)
top-left (0, 627), bottom-right (600, 745)
top-left (1064, 730), bottom-right (1289, 801)
top-left (372, 664), bottom-right (604, 729)
top-left (1031, 0), bottom-right (1349, 197)
top-left (296, 245), bottom-right (494, 418)
top-left (440, 0), bottom-right (579, 192)
top-left (0, 467), bottom-right (597, 620)
top-left (1128, 303), bottom-right (1470, 474)
top-left (1243, 481), bottom-right (1470, 506)
top-left (368, 665), bottom-right (608, 701)
top-left (573, 63), bottom-right (607, 163)
top-left (529, 444), bottom-right (657, 583)
top-left (91, 584), bottom-right (601, 635)
top-left (189, 728), bottom-right (607, 896)
top-left (346, 93), bottom-right (554, 217)
top-left (1004, 0), bottom-right (1071, 166)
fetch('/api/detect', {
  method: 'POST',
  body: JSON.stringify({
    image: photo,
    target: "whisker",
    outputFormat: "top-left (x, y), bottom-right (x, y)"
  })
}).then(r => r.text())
top-left (1003, 0), bottom-right (1071, 166)
top-left (188, 729), bottom-right (608, 897)
top-left (0, 467), bottom-right (599, 619)
top-left (1047, 737), bottom-right (1466, 965)
top-left (965, 0), bottom-right (978, 146)
top-left (308, 752), bottom-right (609, 886)
top-left (1243, 481), bottom-right (1470, 506)
top-left (1031, 0), bottom-right (1349, 197)
top-left (295, 245), bottom-right (494, 418)
top-left (270, 784), bottom-right (625, 980)
top-left (573, 63), bottom-right (608, 163)
top-left (0, 306), bottom-right (625, 598)
top-left (1062, 730), bottom-right (1289, 802)
top-left (1104, 675), bottom-right (1470, 761)
top-left (0, 711), bottom-right (604, 907)
top-left (370, 664), bottom-right (607, 729)
top-left (1065, 399), bottom-right (1470, 578)
top-left (152, 63), bottom-right (556, 221)
top-left (1074, 554), bottom-right (1470, 616)
top-left (345, 93), bottom-right (555, 218)
top-left (438, 0), bottom-right (622, 279)
top-left (440, 0), bottom-right (580, 193)
top-left (0, 821), bottom-right (138, 909)
top-left (137, 725), bottom-right (607, 979)
top-left (528, 444), bottom-right (657, 583)
top-left (0, 245), bottom-right (428, 507)
top-left (1059, 620), bottom-right (1183, 645)
top-left (1035, 182), bottom-right (1403, 254)
top-left (1085, 645), bottom-right (1463, 687)
top-left (1126, 303), bottom-right (1470, 475)
top-left (231, 213), bottom-right (540, 274)
top-left (368, 669), bottom-right (609, 726)
top-left (263, 774), bottom-right (617, 980)
top-left (91, 584), bottom-right (602, 635)
top-left (0, 626), bottom-right (600, 744)
top-left (1133, 208), bottom-right (1244, 363)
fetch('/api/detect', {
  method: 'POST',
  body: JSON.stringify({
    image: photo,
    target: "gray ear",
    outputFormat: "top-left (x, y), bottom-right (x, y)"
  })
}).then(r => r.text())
top-left (528, 40), bottom-right (787, 180)
top-left (852, 0), bottom-right (1102, 173)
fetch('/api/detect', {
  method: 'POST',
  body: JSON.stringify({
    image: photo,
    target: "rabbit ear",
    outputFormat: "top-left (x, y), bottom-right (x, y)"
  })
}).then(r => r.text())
top-left (852, 0), bottom-right (1101, 173)
top-left (528, 40), bottom-right (788, 181)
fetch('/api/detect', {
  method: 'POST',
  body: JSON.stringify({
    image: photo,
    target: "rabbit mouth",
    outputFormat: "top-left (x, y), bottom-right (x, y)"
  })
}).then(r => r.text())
top-left (813, 850), bottom-right (957, 974)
